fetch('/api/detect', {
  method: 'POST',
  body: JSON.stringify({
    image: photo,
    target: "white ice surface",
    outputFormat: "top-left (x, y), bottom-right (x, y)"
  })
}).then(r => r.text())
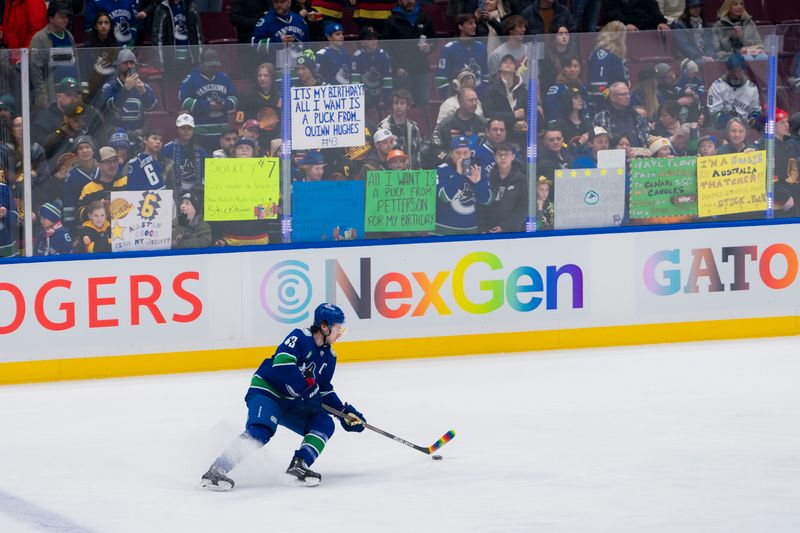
top-left (1, 337), bottom-right (799, 532)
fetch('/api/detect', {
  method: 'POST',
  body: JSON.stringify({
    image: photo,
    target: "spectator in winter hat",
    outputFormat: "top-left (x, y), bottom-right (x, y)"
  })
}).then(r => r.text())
top-left (62, 134), bottom-right (99, 229)
top-left (36, 201), bottom-right (73, 256)
top-left (648, 136), bottom-right (674, 158)
top-left (99, 48), bottom-right (157, 133)
top-left (172, 191), bottom-right (212, 249)
top-left (295, 53), bottom-right (320, 87)
top-left (297, 150), bottom-right (326, 181)
top-left (234, 137), bottom-right (257, 158)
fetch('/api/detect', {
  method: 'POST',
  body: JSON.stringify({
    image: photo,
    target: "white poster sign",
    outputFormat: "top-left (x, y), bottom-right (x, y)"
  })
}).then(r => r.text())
top-left (598, 149), bottom-right (626, 169)
top-left (291, 84), bottom-right (365, 150)
top-left (109, 190), bottom-right (173, 252)
top-left (554, 168), bottom-right (626, 229)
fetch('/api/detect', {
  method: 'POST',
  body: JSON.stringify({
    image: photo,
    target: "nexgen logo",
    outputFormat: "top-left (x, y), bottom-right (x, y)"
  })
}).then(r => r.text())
top-left (325, 252), bottom-right (584, 319)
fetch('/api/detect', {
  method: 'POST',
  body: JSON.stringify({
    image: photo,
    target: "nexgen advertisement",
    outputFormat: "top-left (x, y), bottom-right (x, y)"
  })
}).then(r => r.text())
top-left (3, 223), bottom-right (800, 365)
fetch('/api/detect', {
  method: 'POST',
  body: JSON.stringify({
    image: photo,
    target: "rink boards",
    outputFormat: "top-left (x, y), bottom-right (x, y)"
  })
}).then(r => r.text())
top-left (2, 221), bottom-right (800, 384)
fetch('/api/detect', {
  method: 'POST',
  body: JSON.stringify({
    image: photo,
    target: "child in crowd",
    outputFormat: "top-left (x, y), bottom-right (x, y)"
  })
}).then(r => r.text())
top-left (36, 201), bottom-right (72, 256)
top-left (77, 200), bottom-right (112, 253)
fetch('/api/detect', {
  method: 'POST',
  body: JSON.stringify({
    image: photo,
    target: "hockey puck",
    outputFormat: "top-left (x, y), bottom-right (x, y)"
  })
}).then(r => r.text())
top-left (431, 454), bottom-right (443, 460)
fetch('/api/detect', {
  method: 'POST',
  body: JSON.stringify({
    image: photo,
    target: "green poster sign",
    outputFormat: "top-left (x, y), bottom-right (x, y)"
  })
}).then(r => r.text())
top-left (364, 170), bottom-right (437, 232)
top-left (629, 156), bottom-right (698, 220)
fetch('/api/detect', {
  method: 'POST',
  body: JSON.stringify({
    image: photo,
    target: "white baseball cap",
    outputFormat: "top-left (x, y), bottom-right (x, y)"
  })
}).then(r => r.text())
top-left (176, 113), bottom-right (195, 128)
top-left (373, 128), bottom-right (395, 142)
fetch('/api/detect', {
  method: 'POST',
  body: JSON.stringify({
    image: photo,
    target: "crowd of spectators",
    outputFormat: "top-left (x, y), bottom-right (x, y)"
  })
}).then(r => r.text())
top-left (0, 0), bottom-right (798, 256)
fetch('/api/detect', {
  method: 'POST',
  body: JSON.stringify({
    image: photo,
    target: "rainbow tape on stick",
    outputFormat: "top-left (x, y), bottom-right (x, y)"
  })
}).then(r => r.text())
top-left (428, 430), bottom-right (456, 453)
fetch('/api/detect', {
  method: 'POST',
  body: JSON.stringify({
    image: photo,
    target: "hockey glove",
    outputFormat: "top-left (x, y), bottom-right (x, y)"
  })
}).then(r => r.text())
top-left (296, 382), bottom-right (322, 414)
top-left (340, 403), bottom-right (366, 432)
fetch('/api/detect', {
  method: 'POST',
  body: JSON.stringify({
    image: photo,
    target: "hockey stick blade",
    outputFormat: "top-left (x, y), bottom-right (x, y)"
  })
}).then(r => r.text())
top-left (323, 404), bottom-right (456, 455)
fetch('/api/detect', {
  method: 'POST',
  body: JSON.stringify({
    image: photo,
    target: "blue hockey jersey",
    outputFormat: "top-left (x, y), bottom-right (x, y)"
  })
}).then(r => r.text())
top-left (351, 47), bottom-right (392, 105)
top-left (36, 224), bottom-right (73, 256)
top-left (126, 152), bottom-right (168, 190)
top-left (248, 328), bottom-right (344, 411)
top-left (436, 39), bottom-right (488, 98)
top-left (161, 140), bottom-right (207, 192)
top-left (84, 0), bottom-right (140, 46)
top-left (436, 160), bottom-right (490, 233)
top-left (178, 70), bottom-right (238, 137)
top-left (316, 45), bottom-right (351, 86)
top-left (100, 76), bottom-right (158, 131)
top-left (251, 10), bottom-right (309, 53)
top-left (587, 48), bottom-right (629, 107)
top-left (543, 82), bottom-right (590, 125)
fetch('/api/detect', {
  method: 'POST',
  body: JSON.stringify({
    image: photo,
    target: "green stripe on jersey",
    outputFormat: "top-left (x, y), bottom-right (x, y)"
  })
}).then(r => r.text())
top-left (250, 375), bottom-right (282, 398)
top-left (272, 352), bottom-right (297, 366)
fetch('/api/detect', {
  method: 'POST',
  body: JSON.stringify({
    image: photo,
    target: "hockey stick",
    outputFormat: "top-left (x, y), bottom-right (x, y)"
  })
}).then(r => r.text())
top-left (323, 404), bottom-right (456, 455)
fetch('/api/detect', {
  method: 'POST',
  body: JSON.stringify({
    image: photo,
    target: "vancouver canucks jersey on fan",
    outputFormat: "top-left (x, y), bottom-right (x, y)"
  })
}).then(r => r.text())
top-left (248, 328), bottom-right (344, 411)
top-left (178, 70), bottom-right (238, 139)
top-left (588, 48), bottom-right (629, 105)
top-left (436, 39), bottom-right (488, 97)
top-left (316, 46), bottom-right (351, 85)
top-left (351, 47), bottom-right (392, 105)
top-left (84, 0), bottom-right (140, 45)
top-left (251, 10), bottom-right (309, 51)
top-left (126, 153), bottom-right (168, 190)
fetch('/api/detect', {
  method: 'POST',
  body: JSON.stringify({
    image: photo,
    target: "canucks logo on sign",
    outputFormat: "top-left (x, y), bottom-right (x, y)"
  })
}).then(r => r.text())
top-left (260, 260), bottom-right (313, 323)
top-left (584, 190), bottom-right (599, 205)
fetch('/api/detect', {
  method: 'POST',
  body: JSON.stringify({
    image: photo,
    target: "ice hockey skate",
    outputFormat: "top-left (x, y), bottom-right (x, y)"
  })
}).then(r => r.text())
top-left (286, 456), bottom-right (321, 487)
top-left (199, 465), bottom-right (235, 491)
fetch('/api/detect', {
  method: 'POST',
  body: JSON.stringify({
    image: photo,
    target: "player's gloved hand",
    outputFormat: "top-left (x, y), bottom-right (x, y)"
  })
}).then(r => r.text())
top-left (297, 382), bottom-right (322, 414)
top-left (340, 403), bottom-right (366, 432)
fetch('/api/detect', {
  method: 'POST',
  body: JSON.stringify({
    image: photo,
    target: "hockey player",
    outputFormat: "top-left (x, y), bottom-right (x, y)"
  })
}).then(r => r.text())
top-left (200, 303), bottom-right (366, 489)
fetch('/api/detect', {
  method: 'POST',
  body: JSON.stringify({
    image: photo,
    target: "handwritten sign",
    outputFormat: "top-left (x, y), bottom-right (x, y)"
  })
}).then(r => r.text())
top-left (629, 156), bottom-right (697, 221)
top-left (204, 158), bottom-right (280, 221)
top-left (696, 151), bottom-right (766, 217)
top-left (364, 170), bottom-right (437, 232)
top-left (109, 190), bottom-right (173, 252)
top-left (554, 168), bottom-right (626, 229)
top-left (291, 84), bottom-right (365, 150)
top-left (292, 181), bottom-right (365, 243)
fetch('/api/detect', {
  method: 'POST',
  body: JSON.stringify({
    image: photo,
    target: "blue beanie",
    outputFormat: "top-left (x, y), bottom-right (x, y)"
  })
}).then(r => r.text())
top-left (39, 202), bottom-right (62, 223)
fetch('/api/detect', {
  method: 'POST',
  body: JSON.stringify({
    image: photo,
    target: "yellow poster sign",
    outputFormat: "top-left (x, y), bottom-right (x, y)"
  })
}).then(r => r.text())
top-left (204, 157), bottom-right (280, 221)
top-left (696, 151), bottom-right (767, 217)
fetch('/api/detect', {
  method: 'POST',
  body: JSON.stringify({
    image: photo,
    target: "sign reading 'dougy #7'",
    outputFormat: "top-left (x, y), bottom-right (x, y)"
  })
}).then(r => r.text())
top-left (291, 84), bottom-right (365, 150)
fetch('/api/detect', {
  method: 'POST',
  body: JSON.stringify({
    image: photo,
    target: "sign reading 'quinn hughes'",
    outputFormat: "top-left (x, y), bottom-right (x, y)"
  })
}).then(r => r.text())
top-left (291, 84), bottom-right (365, 150)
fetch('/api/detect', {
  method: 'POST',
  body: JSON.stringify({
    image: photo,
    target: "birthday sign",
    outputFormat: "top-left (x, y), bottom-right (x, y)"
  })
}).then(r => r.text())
top-left (204, 158), bottom-right (280, 221)
top-left (365, 170), bottom-right (437, 232)
top-left (291, 84), bottom-right (365, 150)
top-left (696, 151), bottom-right (766, 217)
